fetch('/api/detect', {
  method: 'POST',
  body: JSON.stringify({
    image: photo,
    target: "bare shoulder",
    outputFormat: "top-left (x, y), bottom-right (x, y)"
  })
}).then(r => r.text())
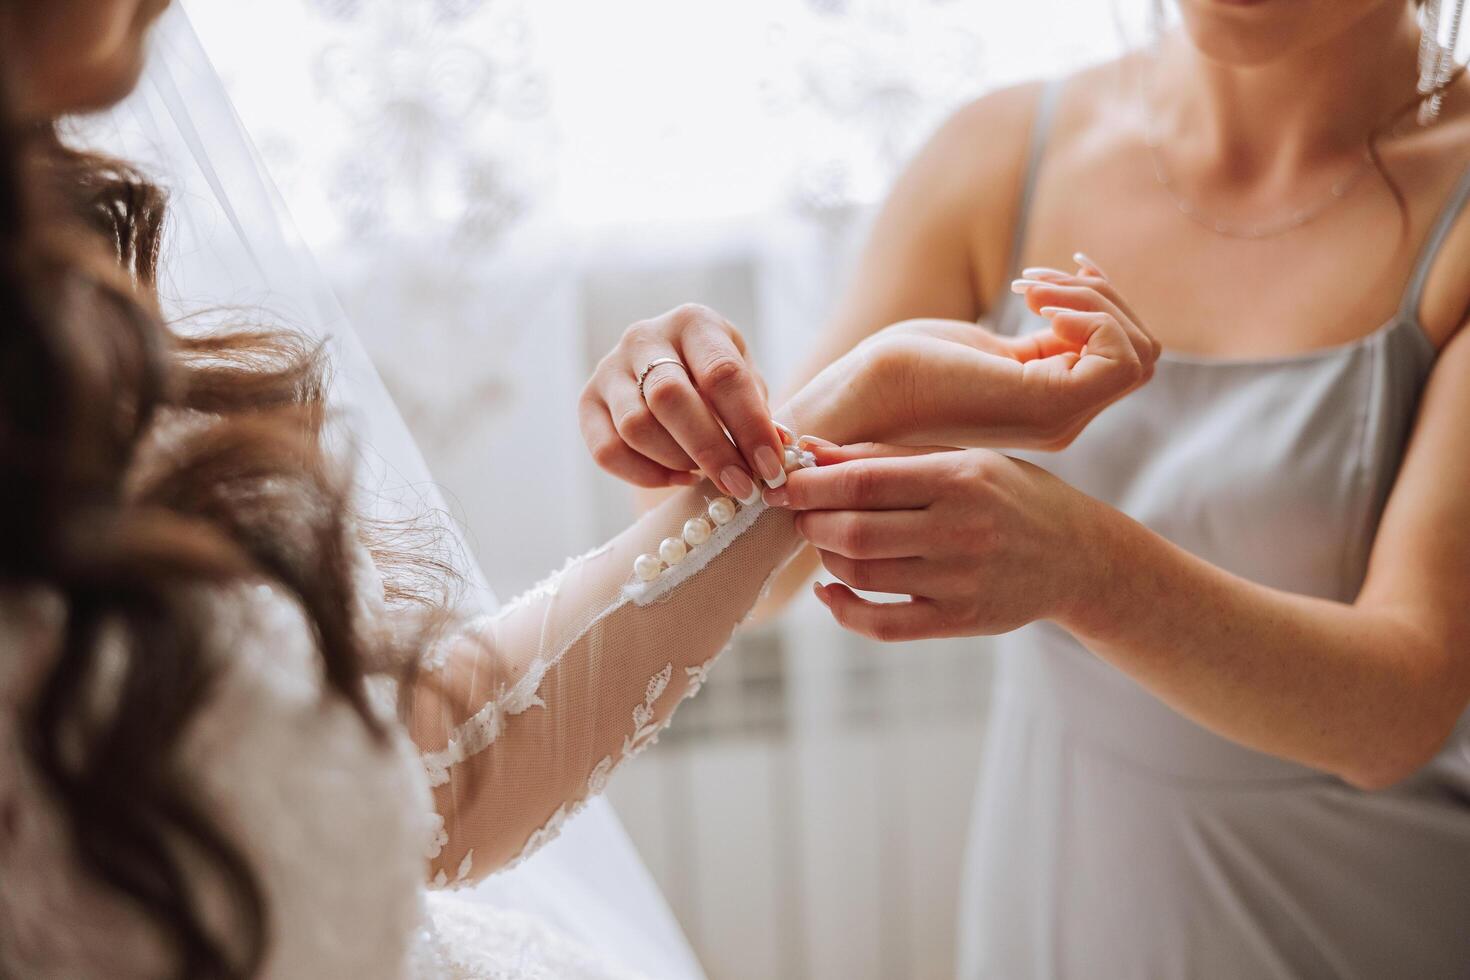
top-left (928, 53), bottom-right (1143, 301)
top-left (895, 78), bottom-right (1046, 229)
top-left (1406, 75), bottom-right (1470, 346)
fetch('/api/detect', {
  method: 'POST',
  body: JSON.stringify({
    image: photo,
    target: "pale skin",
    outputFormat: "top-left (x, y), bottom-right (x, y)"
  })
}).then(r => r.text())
top-left (582, 0), bottom-right (1470, 791)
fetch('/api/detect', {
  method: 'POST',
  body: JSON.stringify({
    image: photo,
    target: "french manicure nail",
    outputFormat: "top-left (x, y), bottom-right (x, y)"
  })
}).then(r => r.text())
top-left (773, 420), bottom-right (796, 445)
top-left (763, 485), bottom-right (790, 507)
top-left (755, 446), bottom-right (786, 488)
top-left (721, 466), bottom-right (759, 505)
top-left (1039, 306), bottom-right (1069, 316)
top-left (1073, 251), bottom-right (1108, 276)
top-left (797, 435), bottom-right (836, 449)
top-left (1020, 267), bottom-right (1065, 278)
top-left (1010, 278), bottom-right (1048, 293)
top-left (812, 581), bottom-right (831, 605)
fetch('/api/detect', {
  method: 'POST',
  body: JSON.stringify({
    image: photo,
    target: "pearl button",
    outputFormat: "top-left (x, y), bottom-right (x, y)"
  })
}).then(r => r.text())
top-left (683, 516), bottom-right (712, 546)
top-left (659, 536), bottom-right (687, 565)
top-left (634, 554), bottom-right (662, 582)
top-left (707, 497), bottom-right (736, 525)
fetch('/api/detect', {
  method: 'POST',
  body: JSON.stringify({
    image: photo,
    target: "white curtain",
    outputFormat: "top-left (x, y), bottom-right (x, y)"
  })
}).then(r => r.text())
top-left (181, 2), bottom-right (1135, 976)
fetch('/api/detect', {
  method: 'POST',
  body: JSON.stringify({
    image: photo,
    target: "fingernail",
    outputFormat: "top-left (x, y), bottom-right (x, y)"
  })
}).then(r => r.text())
top-left (721, 466), bottom-right (759, 505)
top-left (1010, 278), bottom-right (1048, 293)
top-left (763, 485), bottom-right (789, 507)
top-left (1038, 306), bottom-right (1069, 316)
top-left (755, 446), bottom-right (786, 488)
top-left (773, 420), bottom-right (796, 445)
top-left (1020, 267), bottom-right (1065, 278)
top-left (812, 581), bottom-right (832, 606)
top-left (1073, 251), bottom-right (1107, 276)
top-left (797, 434), bottom-right (835, 449)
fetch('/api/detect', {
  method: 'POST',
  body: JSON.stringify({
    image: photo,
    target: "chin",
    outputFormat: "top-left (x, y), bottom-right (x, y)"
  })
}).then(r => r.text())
top-left (1174, 0), bottom-right (1393, 67)
top-left (22, 0), bottom-right (169, 117)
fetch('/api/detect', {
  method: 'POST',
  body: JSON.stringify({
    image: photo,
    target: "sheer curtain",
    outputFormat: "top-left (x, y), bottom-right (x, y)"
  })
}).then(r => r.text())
top-left (181, 2), bottom-right (1132, 976)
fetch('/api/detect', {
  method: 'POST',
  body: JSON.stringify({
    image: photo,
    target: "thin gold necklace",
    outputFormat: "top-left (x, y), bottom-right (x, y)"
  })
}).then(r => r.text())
top-left (1140, 54), bottom-right (1394, 241)
top-left (1142, 131), bottom-right (1374, 241)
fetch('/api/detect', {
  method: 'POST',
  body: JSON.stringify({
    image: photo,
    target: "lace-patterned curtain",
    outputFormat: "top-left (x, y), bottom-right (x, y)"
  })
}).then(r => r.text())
top-left (182, 2), bottom-right (1134, 976)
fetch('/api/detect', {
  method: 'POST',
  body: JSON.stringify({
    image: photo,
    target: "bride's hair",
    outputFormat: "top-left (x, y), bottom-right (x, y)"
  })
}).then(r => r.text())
top-left (0, 73), bottom-right (416, 980)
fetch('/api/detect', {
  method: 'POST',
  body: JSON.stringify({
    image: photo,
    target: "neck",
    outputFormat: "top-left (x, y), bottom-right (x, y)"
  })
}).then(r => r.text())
top-left (1156, 3), bottom-right (1423, 183)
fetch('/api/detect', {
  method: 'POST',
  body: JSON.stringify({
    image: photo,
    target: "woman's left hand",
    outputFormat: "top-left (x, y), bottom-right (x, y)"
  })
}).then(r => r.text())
top-left (774, 443), bottom-right (1106, 641)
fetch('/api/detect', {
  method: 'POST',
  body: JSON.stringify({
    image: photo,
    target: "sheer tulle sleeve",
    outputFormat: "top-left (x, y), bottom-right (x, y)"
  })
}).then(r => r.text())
top-left (404, 448), bottom-right (813, 888)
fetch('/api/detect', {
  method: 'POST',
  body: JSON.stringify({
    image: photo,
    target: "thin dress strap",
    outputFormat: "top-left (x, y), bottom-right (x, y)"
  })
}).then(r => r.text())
top-left (1397, 161), bottom-right (1470, 324)
top-left (992, 78), bottom-right (1064, 330)
top-left (1005, 78), bottom-right (1065, 283)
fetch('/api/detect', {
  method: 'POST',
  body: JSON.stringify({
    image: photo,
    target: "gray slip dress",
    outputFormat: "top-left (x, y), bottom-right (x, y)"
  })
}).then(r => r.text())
top-left (958, 79), bottom-right (1470, 979)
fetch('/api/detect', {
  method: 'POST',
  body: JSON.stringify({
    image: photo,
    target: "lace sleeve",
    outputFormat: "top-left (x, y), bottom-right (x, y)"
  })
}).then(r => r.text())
top-left (404, 442), bottom-right (815, 888)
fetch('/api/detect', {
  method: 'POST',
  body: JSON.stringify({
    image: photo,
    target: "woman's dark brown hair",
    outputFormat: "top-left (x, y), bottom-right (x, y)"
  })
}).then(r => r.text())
top-left (0, 50), bottom-right (407, 980)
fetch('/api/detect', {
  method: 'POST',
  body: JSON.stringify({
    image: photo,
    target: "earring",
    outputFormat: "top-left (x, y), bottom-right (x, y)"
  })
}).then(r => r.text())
top-left (1419, 0), bottom-right (1466, 126)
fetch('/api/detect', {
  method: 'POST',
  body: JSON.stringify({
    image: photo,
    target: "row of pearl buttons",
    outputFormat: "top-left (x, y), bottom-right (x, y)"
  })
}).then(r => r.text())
top-left (632, 495), bottom-right (740, 583)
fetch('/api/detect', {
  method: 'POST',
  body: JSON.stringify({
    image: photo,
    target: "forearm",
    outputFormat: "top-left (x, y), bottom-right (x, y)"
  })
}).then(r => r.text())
top-left (1065, 501), bottom-right (1470, 789)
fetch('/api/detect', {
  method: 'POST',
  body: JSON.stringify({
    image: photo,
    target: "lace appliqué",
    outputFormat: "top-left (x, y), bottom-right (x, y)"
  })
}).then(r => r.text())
top-left (430, 849), bottom-right (478, 891)
top-left (422, 661), bottom-right (548, 788)
top-left (426, 813), bottom-right (449, 860)
top-left (499, 654), bottom-right (714, 872)
top-left (683, 656), bottom-right (716, 699)
top-left (420, 545), bottom-right (625, 789)
top-left (628, 663), bottom-right (672, 751)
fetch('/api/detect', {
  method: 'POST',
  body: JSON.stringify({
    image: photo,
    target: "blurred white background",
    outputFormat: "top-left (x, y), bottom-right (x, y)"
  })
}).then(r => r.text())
top-left (182, 2), bottom-right (1136, 976)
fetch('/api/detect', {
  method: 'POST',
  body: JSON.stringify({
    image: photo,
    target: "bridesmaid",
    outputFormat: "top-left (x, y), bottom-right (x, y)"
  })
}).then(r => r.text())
top-left (583, 0), bottom-right (1470, 975)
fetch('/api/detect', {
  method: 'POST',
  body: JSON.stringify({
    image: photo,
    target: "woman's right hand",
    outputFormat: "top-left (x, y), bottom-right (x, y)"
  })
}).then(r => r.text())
top-left (579, 303), bottom-right (786, 502)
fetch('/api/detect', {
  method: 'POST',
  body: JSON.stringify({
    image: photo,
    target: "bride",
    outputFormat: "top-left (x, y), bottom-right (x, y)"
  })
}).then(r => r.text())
top-left (0, 2), bottom-right (1159, 978)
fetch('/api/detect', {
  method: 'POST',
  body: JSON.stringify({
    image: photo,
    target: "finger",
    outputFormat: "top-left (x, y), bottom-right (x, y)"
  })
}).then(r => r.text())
top-left (604, 365), bottom-right (702, 473)
top-left (1039, 310), bottom-right (1145, 400)
top-left (1014, 281), bottom-right (1155, 367)
top-left (679, 323), bottom-right (783, 489)
top-left (1023, 261), bottom-right (1161, 366)
top-left (779, 456), bottom-right (941, 511)
top-left (795, 510), bottom-right (927, 559)
top-left (1072, 251), bottom-right (1109, 278)
top-left (1075, 274), bottom-right (1159, 362)
top-left (813, 582), bottom-right (948, 643)
top-left (581, 399), bottom-right (696, 488)
top-left (996, 326), bottom-right (1083, 362)
top-left (804, 441), bottom-right (956, 466)
top-left (635, 356), bottom-right (757, 502)
top-left (1018, 265), bottom-right (1074, 282)
top-left (818, 550), bottom-right (945, 595)
top-left (1041, 268), bottom-right (1159, 364)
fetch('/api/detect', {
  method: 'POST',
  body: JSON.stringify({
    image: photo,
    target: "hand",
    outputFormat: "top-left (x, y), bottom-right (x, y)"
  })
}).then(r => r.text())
top-left (580, 303), bottom-right (785, 500)
top-left (782, 252), bottom-right (1161, 450)
top-left (776, 443), bottom-right (1105, 642)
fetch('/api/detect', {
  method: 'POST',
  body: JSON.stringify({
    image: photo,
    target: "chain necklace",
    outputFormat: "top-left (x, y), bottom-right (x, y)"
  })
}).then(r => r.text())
top-left (1142, 128), bottom-right (1374, 241)
top-left (1137, 47), bottom-right (1412, 242)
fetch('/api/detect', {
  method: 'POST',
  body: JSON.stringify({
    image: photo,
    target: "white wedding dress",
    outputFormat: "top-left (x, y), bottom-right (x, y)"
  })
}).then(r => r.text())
top-left (1, 469), bottom-right (809, 978)
top-left (0, 8), bottom-right (815, 978)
